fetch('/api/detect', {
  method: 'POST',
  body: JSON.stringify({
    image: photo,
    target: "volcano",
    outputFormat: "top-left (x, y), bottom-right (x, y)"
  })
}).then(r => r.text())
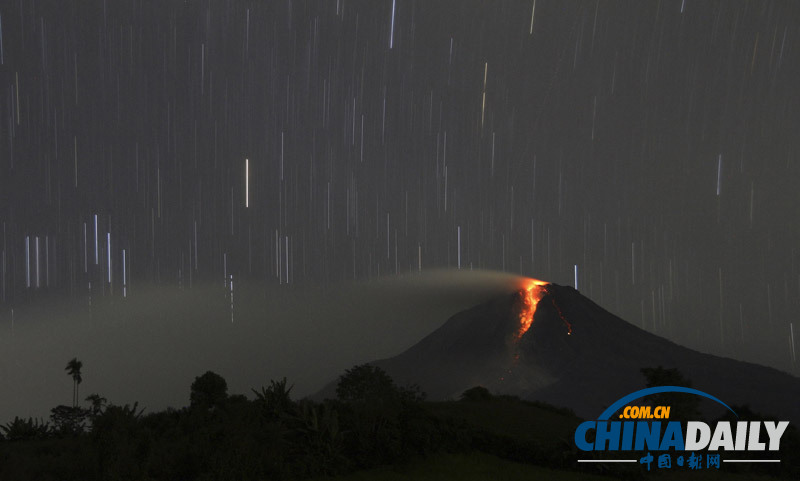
top-left (323, 281), bottom-right (800, 423)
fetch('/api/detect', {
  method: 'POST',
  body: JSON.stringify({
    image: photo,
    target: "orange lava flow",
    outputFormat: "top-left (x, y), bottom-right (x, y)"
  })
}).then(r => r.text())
top-left (516, 278), bottom-right (548, 340)
top-left (547, 291), bottom-right (573, 335)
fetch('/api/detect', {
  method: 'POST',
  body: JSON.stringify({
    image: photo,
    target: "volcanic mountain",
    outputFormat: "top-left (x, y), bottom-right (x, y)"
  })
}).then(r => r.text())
top-left (322, 281), bottom-right (800, 423)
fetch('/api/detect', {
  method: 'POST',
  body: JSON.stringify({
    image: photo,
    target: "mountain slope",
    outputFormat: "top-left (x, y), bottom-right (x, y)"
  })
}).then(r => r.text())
top-left (331, 283), bottom-right (800, 423)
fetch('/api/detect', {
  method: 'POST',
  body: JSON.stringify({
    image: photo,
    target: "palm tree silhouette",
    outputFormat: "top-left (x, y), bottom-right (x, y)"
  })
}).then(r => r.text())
top-left (65, 358), bottom-right (83, 408)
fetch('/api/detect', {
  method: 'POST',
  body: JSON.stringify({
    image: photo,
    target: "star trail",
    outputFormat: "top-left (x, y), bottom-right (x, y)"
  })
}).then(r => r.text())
top-left (1, 0), bottom-right (799, 378)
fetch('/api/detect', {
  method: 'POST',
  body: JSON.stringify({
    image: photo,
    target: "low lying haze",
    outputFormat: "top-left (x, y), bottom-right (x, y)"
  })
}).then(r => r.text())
top-left (0, 269), bottom-right (529, 423)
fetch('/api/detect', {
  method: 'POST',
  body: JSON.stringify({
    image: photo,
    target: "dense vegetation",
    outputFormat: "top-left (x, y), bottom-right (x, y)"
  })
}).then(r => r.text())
top-left (0, 363), bottom-right (797, 480)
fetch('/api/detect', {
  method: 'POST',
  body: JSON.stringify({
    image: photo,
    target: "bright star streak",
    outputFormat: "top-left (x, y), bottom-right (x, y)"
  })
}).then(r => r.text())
top-left (389, 0), bottom-right (396, 49)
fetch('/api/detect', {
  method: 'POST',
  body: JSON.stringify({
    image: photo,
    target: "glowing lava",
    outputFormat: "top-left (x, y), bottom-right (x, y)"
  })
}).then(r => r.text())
top-left (548, 291), bottom-right (573, 335)
top-left (515, 278), bottom-right (549, 340)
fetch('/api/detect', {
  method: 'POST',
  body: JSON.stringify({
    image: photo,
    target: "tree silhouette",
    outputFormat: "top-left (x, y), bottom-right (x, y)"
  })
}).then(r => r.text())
top-left (86, 393), bottom-right (108, 418)
top-left (252, 377), bottom-right (294, 418)
top-left (335, 364), bottom-right (396, 403)
top-left (461, 386), bottom-right (492, 402)
top-left (0, 417), bottom-right (51, 441)
top-left (50, 404), bottom-right (89, 435)
top-left (65, 358), bottom-right (83, 408)
top-left (190, 371), bottom-right (228, 409)
top-left (336, 364), bottom-right (425, 404)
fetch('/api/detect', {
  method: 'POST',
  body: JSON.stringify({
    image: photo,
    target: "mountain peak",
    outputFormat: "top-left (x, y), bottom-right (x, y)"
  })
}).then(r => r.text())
top-left (350, 283), bottom-right (800, 423)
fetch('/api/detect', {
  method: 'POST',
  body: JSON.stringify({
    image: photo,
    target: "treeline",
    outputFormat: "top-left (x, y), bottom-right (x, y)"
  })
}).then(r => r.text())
top-left (1, 364), bottom-right (798, 480)
top-left (1, 363), bottom-right (571, 480)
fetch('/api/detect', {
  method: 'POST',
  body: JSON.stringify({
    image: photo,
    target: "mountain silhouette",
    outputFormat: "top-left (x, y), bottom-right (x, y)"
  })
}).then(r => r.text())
top-left (321, 282), bottom-right (800, 423)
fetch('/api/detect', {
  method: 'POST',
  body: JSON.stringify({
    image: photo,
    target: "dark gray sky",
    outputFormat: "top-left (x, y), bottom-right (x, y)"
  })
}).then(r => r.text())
top-left (0, 0), bottom-right (799, 416)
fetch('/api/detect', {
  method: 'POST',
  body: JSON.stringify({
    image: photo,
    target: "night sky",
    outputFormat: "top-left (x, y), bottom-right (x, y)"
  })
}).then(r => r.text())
top-left (1, 0), bottom-right (799, 414)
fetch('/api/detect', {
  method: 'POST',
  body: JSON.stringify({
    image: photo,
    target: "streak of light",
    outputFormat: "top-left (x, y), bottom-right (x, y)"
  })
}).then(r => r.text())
top-left (15, 71), bottom-right (19, 124)
top-left (481, 62), bottom-right (488, 127)
top-left (457, 226), bottom-right (461, 269)
top-left (83, 223), bottom-right (88, 273)
top-left (122, 249), bottom-right (127, 298)
top-left (74, 137), bottom-right (78, 188)
top-left (25, 236), bottom-right (30, 288)
top-left (389, 0), bottom-right (396, 49)
top-left (529, 0), bottom-right (536, 34)
top-left (35, 236), bottom-right (39, 288)
top-left (574, 264), bottom-right (578, 290)
top-left (94, 215), bottom-right (99, 265)
top-left (107, 232), bottom-right (112, 284)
